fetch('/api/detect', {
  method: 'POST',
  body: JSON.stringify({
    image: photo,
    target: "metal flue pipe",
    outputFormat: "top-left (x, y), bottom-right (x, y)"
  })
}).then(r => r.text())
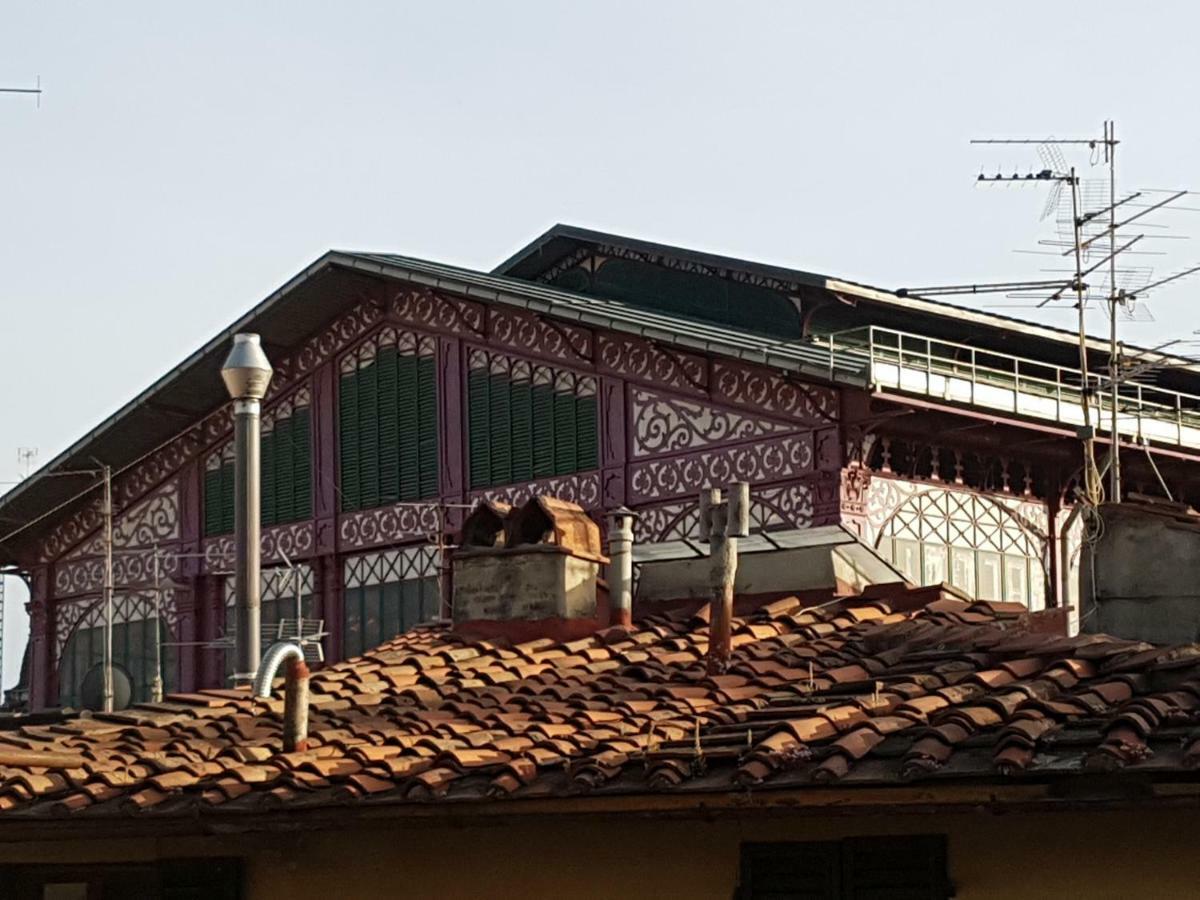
top-left (221, 333), bottom-right (273, 686)
top-left (606, 507), bottom-right (637, 628)
top-left (701, 482), bottom-right (750, 675)
top-left (253, 641), bottom-right (310, 753)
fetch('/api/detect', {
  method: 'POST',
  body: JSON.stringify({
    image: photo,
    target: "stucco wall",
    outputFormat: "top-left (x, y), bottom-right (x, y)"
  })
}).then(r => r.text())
top-left (1, 807), bottom-right (1196, 899)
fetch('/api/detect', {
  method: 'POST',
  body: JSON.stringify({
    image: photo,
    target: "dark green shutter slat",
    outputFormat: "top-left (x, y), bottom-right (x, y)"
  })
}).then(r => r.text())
top-left (339, 373), bottom-right (360, 511)
top-left (219, 462), bottom-right (235, 533)
top-left (275, 417), bottom-right (294, 523)
top-left (204, 467), bottom-right (223, 536)
top-left (292, 406), bottom-right (312, 520)
top-left (489, 372), bottom-right (512, 486)
top-left (398, 352), bottom-right (420, 501)
top-left (553, 387), bottom-right (577, 475)
top-left (417, 355), bottom-right (438, 498)
top-left (359, 361), bottom-right (380, 509)
top-left (468, 367), bottom-right (491, 489)
top-left (261, 431), bottom-right (276, 526)
top-left (378, 348), bottom-right (400, 505)
top-left (510, 377), bottom-right (533, 483)
top-left (575, 394), bottom-right (598, 470)
top-left (531, 382), bottom-right (555, 478)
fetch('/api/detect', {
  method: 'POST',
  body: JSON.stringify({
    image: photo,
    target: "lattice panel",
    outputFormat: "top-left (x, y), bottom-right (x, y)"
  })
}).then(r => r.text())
top-left (344, 546), bottom-right (438, 590)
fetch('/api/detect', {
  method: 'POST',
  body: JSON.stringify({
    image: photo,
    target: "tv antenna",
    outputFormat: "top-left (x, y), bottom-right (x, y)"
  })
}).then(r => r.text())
top-left (1, 77), bottom-right (42, 108)
top-left (900, 122), bottom-right (1200, 506)
top-left (16, 448), bottom-right (37, 480)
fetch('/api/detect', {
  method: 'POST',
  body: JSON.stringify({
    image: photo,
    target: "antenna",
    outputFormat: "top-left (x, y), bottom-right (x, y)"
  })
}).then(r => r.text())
top-left (0, 77), bottom-right (42, 108)
top-left (902, 123), bottom-right (1200, 506)
top-left (16, 448), bottom-right (37, 480)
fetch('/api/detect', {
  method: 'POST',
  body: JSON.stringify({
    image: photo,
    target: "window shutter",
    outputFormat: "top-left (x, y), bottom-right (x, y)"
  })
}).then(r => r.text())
top-left (292, 406), bottom-right (312, 520)
top-left (377, 347), bottom-right (400, 505)
top-left (359, 360), bottom-right (380, 509)
top-left (575, 393), bottom-right (598, 470)
top-left (841, 836), bottom-right (949, 900)
top-left (738, 842), bottom-right (841, 899)
top-left (274, 416), bottom-right (295, 524)
top-left (398, 351), bottom-right (420, 501)
top-left (219, 462), bottom-right (235, 534)
top-left (204, 466), bottom-right (223, 536)
top-left (489, 372), bottom-right (513, 486)
top-left (339, 372), bottom-right (360, 511)
top-left (553, 386), bottom-right (578, 475)
top-left (531, 380), bottom-right (555, 478)
top-left (468, 367), bottom-right (491, 489)
top-left (262, 429), bottom-right (277, 526)
top-left (510, 375), bottom-right (533, 483)
top-left (417, 355), bottom-right (438, 498)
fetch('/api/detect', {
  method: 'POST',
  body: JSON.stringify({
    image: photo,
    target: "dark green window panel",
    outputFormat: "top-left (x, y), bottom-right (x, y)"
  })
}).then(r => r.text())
top-left (339, 338), bottom-right (439, 512)
top-left (203, 401), bottom-right (313, 536)
top-left (343, 577), bottom-right (440, 658)
top-left (468, 358), bottom-right (599, 489)
top-left (58, 618), bottom-right (177, 708)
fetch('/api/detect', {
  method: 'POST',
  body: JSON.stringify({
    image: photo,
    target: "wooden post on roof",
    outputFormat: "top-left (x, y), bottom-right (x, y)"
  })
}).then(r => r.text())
top-left (702, 483), bottom-right (750, 675)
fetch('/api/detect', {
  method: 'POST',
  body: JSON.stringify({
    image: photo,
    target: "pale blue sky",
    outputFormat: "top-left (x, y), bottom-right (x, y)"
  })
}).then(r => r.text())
top-left (3, 2), bottom-right (1200, 690)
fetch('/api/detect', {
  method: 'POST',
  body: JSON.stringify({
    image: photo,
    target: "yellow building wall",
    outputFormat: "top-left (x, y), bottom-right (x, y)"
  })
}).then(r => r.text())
top-left (1, 807), bottom-right (1197, 899)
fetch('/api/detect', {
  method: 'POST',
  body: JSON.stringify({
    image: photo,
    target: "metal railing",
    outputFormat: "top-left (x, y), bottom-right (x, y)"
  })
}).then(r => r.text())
top-left (820, 326), bottom-right (1200, 450)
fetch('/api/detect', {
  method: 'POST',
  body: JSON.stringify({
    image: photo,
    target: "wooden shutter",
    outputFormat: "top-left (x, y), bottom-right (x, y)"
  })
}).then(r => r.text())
top-left (261, 429), bottom-right (277, 526)
top-left (274, 416), bottom-right (295, 524)
top-left (292, 406), bottom-right (312, 520)
top-left (359, 359), bottom-right (380, 509)
top-left (510, 373), bottom-right (533, 483)
top-left (576, 392), bottom-right (598, 470)
top-left (489, 371), bottom-right (513, 486)
top-left (553, 383), bottom-right (578, 475)
top-left (339, 372), bottom-right (361, 511)
top-left (398, 351), bottom-right (420, 501)
top-left (219, 462), bottom-right (235, 533)
top-left (204, 466), bottom-right (223, 536)
top-left (841, 836), bottom-right (949, 900)
top-left (738, 842), bottom-right (841, 899)
top-left (417, 355), bottom-right (438, 498)
top-left (468, 367), bottom-right (491, 489)
top-left (531, 379), bottom-right (555, 478)
top-left (377, 347), bottom-right (400, 505)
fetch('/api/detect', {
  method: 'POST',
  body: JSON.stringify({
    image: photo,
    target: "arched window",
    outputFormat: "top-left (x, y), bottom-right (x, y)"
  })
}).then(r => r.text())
top-left (57, 594), bottom-right (177, 708)
top-left (874, 488), bottom-right (1046, 607)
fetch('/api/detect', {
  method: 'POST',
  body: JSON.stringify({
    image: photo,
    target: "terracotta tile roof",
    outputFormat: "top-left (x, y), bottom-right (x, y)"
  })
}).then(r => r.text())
top-left (4, 588), bottom-right (1200, 819)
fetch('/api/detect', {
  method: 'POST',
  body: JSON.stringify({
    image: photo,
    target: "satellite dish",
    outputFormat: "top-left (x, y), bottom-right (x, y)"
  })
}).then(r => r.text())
top-left (79, 662), bottom-right (133, 711)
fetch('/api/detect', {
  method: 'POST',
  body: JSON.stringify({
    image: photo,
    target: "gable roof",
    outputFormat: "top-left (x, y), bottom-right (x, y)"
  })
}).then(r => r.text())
top-left (2, 588), bottom-right (1199, 830)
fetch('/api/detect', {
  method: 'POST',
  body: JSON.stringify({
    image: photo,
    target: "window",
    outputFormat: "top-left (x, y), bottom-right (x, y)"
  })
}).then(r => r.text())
top-left (1, 859), bottom-right (241, 900)
top-left (224, 566), bottom-right (316, 677)
top-left (738, 836), bottom-right (949, 899)
top-left (876, 487), bottom-right (1046, 607)
top-left (58, 596), bottom-right (177, 708)
top-left (343, 547), bottom-right (440, 657)
top-left (467, 350), bottom-right (598, 489)
top-left (204, 389), bottom-right (312, 535)
top-left (339, 329), bottom-right (438, 512)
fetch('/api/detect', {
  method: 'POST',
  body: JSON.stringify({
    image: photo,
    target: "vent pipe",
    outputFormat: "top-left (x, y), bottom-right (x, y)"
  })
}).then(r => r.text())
top-left (253, 641), bottom-right (310, 753)
top-left (701, 483), bottom-right (749, 675)
top-left (606, 507), bottom-right (637, 627)
top-left (221, 333), bottom-right (273, 686)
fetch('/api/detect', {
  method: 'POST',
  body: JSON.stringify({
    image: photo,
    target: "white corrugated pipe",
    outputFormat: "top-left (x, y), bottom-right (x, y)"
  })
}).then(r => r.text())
top-left (253, 641), bottom-right (310, 753)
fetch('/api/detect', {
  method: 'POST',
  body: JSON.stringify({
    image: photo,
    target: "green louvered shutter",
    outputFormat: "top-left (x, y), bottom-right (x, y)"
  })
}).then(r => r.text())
top-left (417, 355), bottom-right (438, 498)
top-left (292, 406), bottom-right (312, 520)
top-left (359, 360), bottom-right (380, 509)
top-left (259, 432), bottom-right (274, 528)
top-left (377, 347), bottom-right (400, 505)
top-left (274, 416), bottom-right (294, 523)
top-left (576, 393), bottom-right (598, 470)
top-left (398, 352), bottom-right (420, 501)
top-left (489, 372), bottom-right (512, 486)
top-left (204, 467), bottom-right (223, 536)
top-left (219, 462), bottom-right (235, 533)
top-left (531, 380), bottom-right (555, 478)
top-left (339, 372), bottom-right (360, 511)
top-left (510, 375), bottom-right (533, 483)
top-left (468, 367), bottom-right (491, 489)
top-left (553, 386), bottom-right (578, 475)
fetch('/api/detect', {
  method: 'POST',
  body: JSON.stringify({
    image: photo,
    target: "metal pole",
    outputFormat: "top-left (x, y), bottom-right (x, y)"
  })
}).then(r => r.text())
top-left (1070, 168), bottom-right (1101, 505)
top-left (151, 544), bottom-right (163, 703)
top-left (1107, 121), bottom-right (1122, 502)
top-left (101, 465), bottom-right (114, 713)
top-left (233, 395), bottom-right (263, 685)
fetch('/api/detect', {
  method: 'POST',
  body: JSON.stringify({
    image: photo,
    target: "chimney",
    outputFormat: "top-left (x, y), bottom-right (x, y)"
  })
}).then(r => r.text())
top-left (606, 507), bottom-right (637, 627)
top-left (700, 483), bottom-right (750, 675)
top-left (1082, 498), bottom-right (1200, 643)
top-left (452, 496), bottom-right (609, 640)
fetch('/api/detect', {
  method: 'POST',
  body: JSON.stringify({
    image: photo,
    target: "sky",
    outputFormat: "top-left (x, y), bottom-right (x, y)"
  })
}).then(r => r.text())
top-left (3, 1), bottom-right (1200, 692)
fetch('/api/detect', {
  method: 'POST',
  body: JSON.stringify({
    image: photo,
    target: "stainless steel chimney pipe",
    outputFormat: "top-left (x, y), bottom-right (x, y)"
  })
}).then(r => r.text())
top-left (221, 333), bottom-right (273, 686)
